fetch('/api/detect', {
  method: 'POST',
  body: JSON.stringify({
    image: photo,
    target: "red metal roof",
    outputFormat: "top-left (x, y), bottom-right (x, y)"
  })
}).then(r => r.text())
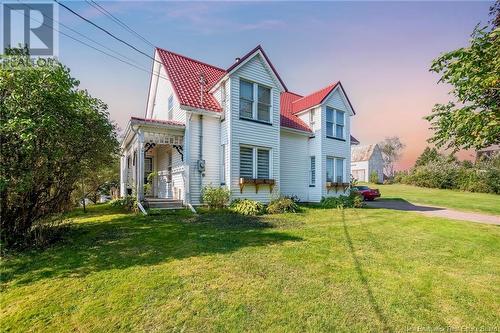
top-left (280, 92), bottom-right (312, 133)
top-left (291, 82), bottom-right (339, 114)
top-left (156, 47), bottom-right (226, 113)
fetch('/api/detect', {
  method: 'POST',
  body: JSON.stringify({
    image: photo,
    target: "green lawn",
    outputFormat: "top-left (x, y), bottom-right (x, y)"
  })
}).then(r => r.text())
top-left (363, 183), bottom-right (500, 215)
top-left (1, 204), bottom-right (499, 332)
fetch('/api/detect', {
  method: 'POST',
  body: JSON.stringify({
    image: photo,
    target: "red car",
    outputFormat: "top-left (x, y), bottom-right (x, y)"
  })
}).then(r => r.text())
top-left (353, 185), bottom-right (381, 201)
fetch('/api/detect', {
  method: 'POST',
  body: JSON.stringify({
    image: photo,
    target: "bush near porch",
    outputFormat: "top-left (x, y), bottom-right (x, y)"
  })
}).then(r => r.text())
top-left (1, 202), bottom-right (499, 332)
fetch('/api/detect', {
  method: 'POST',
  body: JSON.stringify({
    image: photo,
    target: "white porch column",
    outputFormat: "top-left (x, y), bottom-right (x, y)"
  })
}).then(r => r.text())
top-left (120, 154), bottom-right (127, 197)
top-left (136, 130), bottom-right (145, 201)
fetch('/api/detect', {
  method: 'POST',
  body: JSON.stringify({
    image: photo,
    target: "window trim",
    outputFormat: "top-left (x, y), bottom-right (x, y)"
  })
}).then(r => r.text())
top-left (326, 156), bottom-right (346, 183)
top-left (239, 78), bottom-right (272, 124)
top-left (239, 145), bottom-right (272, 179)
top-left (326, 107), bottom-right (345, 140)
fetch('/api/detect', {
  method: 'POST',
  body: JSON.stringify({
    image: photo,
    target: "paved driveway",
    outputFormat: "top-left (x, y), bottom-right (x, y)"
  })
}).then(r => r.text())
top-left (365, 199), bottom-right (500, 225)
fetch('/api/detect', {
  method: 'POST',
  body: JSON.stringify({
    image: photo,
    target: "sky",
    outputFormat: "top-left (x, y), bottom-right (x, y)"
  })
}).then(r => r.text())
top-left (56, 1), bottom-right (493, 170)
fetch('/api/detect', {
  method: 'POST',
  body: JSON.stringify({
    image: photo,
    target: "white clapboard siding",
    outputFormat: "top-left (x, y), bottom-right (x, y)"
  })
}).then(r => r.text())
top-left (321, 88), bottom-right (352, 197)
top-left (229, 55), bottom-right (281, 203)
top-left (280, 131), bottom-right (309, 201)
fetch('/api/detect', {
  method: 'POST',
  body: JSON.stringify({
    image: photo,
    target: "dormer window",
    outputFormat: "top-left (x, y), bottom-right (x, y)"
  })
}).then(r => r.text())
top-left (239, 79), bottom-right (271, 123)
top-left (326, 107), bottom-right (345, 140)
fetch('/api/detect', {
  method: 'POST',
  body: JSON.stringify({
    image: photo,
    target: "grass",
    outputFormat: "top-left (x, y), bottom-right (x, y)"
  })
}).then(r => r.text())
top-left (362, 183), bottom-right (500, 216)
top-left (1, 204), bottom-right (499, 332)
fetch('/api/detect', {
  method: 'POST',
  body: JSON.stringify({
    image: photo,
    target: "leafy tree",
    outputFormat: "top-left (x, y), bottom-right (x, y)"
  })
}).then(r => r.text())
top-left (379, 137), bottom-right (405, 178)
top-left (415, 147), bottom-right (441, 167)
top-left (426, 4), bottom-right (500, 151)
top-left (0, 53), bottom-right (118, 248)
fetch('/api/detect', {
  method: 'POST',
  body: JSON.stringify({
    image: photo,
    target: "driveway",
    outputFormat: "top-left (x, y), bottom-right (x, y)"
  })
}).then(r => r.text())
top-left (365, 199), bottom-right (500, 225)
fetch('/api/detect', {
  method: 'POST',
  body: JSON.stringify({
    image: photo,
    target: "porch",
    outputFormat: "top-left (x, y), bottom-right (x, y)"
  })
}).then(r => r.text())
top-left (120, 117), bottom-right (186, 205)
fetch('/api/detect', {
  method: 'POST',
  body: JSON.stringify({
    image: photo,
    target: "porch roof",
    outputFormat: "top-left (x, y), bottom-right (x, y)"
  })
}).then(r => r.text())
top-left (130, 117), bottom-right (185, 128)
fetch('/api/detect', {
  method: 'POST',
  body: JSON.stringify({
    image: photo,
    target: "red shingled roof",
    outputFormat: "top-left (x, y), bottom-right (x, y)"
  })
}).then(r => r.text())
top-left (291, 82), bottom-right (339, 114)
top-left (156, 47), bottom-right (226, 113)
top-left (280, 92), bottom-right (312, 133)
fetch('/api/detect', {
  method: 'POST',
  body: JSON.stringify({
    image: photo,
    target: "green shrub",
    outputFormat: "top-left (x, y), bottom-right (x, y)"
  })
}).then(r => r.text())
top-left (109, 196), bottom-right (138, 212)
top-left (321, 191), bottom-right (364, 209)
top-left (229, 199), bottom-right (264, 216)
top-left (202, 185), bottom-right (230, 209)
top-left (267, 197), bottom-right (299, 214)
top-left (369, 170), bottom-right (380, 184)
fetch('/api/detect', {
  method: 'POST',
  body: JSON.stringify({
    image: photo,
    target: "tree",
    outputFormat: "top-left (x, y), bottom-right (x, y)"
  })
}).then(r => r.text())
top-left (425, 3), bottom-right (500, 151)
top-left (379, 137), bottom-right (405, 178)
top-left (415, 147), bottom-right (441, 167)
top-left (0, 52), bottom-right (119, 248)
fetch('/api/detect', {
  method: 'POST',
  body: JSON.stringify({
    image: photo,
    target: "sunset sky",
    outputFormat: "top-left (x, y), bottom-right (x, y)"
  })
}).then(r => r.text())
top-left (57, 1), bottom-right (492, 169)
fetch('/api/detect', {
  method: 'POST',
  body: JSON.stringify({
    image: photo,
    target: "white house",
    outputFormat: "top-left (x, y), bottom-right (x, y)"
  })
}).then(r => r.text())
top-left (351, 144), bottom-right (384, 183)
top-left (120, 45), bottom-right (357, 207)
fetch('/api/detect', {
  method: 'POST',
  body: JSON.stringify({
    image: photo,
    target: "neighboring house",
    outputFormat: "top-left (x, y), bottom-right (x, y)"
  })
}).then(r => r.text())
top-left (351, 144), bottom-right (384, 183)
top-left (476, 145), bottom-right (500, 160)
top-left (120, 45), bottom-right (356, 205)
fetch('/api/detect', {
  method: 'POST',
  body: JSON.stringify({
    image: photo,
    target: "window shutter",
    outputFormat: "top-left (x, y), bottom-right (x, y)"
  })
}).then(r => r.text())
top-left (310, 156), bottom-right (315, 185)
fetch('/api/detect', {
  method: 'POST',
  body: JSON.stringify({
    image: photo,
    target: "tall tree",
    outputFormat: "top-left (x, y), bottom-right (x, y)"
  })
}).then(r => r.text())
top-left (0, 52), bottom-right (119, 248)
top-left (414, 147), bottom-right (441, 167)
top-left (425, 2), bottom-right (500, 151)
top-left (379, 137), bottom-right (405, 177)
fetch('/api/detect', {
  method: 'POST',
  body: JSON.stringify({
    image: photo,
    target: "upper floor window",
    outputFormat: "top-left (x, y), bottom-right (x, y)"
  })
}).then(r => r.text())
top-left (326, 157), bottom-right (345, 183)
top-left (168, 94), bottom-right (174, 119)
top-left (326, 107), bottom-right (345, 139)
top-left (239, 79), bottom-right (271, 123)
top-left (240, 145), bottom-right (271, 179)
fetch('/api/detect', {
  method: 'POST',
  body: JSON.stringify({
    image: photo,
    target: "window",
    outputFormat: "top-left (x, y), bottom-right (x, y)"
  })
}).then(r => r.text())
top-left (257, 85), bottom-right (271, 122)
top-left (239, 79), bottom-right (271, 123)
top-left (310, 156), bottom-right (316, 185)
top-left (326, 157), bottom-right (345, 183)
top-left (144, 157), bottom-right (153, 183)
top-left (326, 107), bottom-right (345, 139)
top-left (220, 144), bottom-right (226, 184)
top-left (309, 110), bottom-right (315, 128)
top-left (239, 80), bottom-right (253, 119)
top-left (168, 94), bottom-right (174, 119)
top-left (239, 146), bottom-right (271, 179)
top-left (221, 84), bottom-right (226, 121)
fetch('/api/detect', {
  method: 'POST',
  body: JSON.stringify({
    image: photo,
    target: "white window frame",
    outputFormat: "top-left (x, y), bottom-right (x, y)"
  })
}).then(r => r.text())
top-left (168, 94), bottom-right (174, 120)
top-left (239, 145), bottom-right (272, 179)
top-left (239, 78), bottom-right (272, 124)
top-left (326, 156), bottom-right (346, 183)
top-left (326, 107), bottom-right (345, 140)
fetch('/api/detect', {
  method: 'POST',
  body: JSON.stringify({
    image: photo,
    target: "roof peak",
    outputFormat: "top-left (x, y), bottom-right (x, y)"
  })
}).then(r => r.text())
top-left (155, 47), bottom-right (226, 72)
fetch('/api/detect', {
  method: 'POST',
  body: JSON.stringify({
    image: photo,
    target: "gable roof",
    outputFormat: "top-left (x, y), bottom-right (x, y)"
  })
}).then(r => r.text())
top-left (152, 46), bottom-right (355, 132)
top-left (350, 135), bottom-right (360, 145)
top-left (280, 92), bottom-right (313, 133)
top-left (351, 144), bottom-right (380, 162)
top-left (226, 45), bottom-right (287, 92)
top-left (156, 47), bottom-right (226, 113)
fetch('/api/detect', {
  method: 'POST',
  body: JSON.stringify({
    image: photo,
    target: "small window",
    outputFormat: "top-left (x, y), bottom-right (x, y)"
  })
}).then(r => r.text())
top-left (239, 146), bottom-right (271, 179)
top-left (239, 80), bottom-right (253, 119)
top-left (326, 157), bottom-right (334, 182)
top-left (326, 108), bottom-right (334, 137)
top-left (168, 94), bottom-right (174, 119)
top-left (310, 156), bottom-right (316, 185)
top-left (257, 149), bottom-right (270, 179)
top-left (257, 85), bottom-right (271, 122)
top-left (220, 144), bottom-right (226, 184)
top-left (240, 146), bottom-right (253, 178)
top-left (309, 110), bottom-right (315, 128)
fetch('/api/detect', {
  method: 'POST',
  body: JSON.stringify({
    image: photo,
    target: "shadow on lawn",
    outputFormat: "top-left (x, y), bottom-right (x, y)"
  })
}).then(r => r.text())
top-left (341, 209), bottom-right (393, 333)
top-left (2, 207), bottom-right (302, 287)
top-left (364, 198), bottom-right (444, 212)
